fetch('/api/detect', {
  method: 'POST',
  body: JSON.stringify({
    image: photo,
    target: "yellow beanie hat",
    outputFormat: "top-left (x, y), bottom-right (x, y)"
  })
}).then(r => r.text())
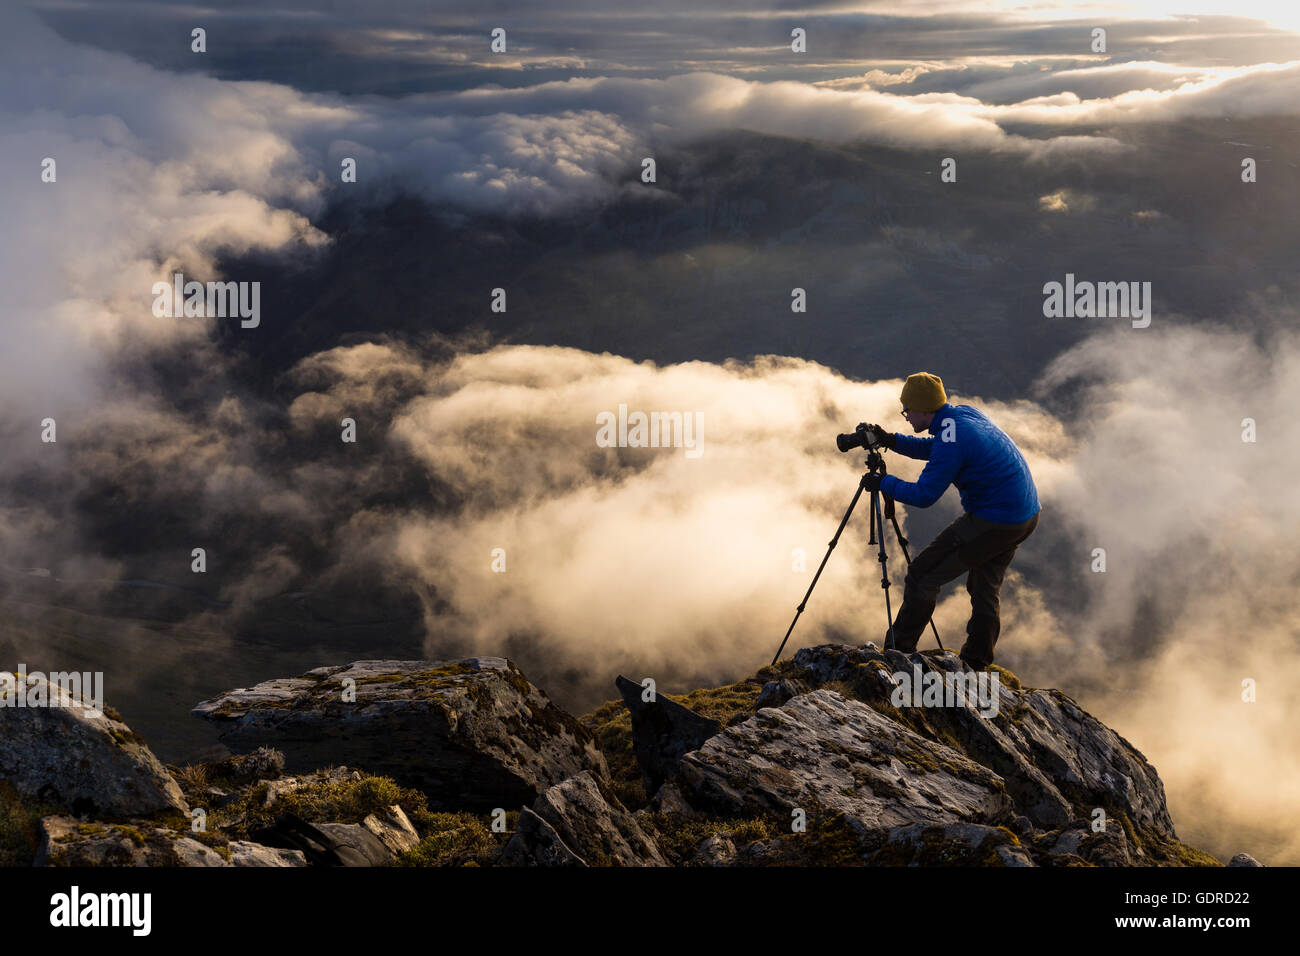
top-left (900, 372), bottom-right (947, 413)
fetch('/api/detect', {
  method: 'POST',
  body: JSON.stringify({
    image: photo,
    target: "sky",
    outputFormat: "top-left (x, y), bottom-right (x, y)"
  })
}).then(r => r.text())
top-left (2, 0), bottom-right (1299, 864)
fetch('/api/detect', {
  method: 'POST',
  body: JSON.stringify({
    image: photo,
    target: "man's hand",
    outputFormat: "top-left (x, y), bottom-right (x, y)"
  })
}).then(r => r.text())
top-left (862, 472), bottom-right (885, 492)
top-left (866, 423), bottom-right (895, 449)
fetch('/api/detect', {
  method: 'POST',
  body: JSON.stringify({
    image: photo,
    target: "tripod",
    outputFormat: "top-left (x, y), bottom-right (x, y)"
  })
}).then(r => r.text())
top-left (770, 448), bottom-right (943, 666)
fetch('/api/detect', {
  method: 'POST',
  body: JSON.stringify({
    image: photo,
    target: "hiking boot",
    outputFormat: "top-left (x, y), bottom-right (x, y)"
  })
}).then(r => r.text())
top-left (959, 652), bottom-right (987, 671)
top-left (888, 631), bottom-right (919, 654)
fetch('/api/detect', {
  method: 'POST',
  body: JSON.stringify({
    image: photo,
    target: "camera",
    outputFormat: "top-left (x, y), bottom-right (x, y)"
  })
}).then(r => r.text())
top-left (836, 422), bottom-right (879, 453)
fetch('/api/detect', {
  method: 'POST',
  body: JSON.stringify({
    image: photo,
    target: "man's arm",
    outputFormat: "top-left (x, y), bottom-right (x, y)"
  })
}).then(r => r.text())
top-left (882, 431), bottom-right (962, 507)
top-left (891, 432), bottom-right (933, 460)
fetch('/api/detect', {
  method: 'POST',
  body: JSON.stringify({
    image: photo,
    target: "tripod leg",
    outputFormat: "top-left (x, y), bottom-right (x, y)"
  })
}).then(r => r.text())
top-left (770, 481), bottom-right (867, 666)
top-left (872, 490), bottom-right (897, 651)
top-left (887, 507), bottom-right (944, 652)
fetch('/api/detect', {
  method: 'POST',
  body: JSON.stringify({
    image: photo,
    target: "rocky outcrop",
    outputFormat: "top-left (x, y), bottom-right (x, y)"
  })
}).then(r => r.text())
top-left (0, 673), bottom-right (187, 818)
top-left (8, 644), bottom-right (1243, 867)
top-left (36, 816), bottom-right (226, 867)
top-left (525, 771), bottom-right (666, 866)
top-left (1031, 820), bottom-right (1133, 866)
top-left (248, 808), bottom-right (421, 866)
top-left (36, 794), bottom-right (423, 868)
top-left (694, 833), bottom-right (738, 865)
top-left (676, 688), bottom-right (1014, 829)
top-left (648, 779), bottom-right (697, 817)
top-left (192, 658), bottom-right (610, 810)
top-left (311, 821), bottom-right (401, 866)
top-left (35, 815), bottom-right (311, 867)
top-left (497, 808), bottom-right (587, 867)
top-left (599, 643), bottom-right (1233, 866)
top-left (227, 841), bottom-right (309, 867)
top-left (788, 644), bottom-right (1177, 838)
top-left (866, 823), bottom-right (1035, 866)
top-left (359, 806), bottom-right (422, 857)
top-left (615, 674), bottom-right (721, 794)
top-left (755, 678), bottom-right (810, 710)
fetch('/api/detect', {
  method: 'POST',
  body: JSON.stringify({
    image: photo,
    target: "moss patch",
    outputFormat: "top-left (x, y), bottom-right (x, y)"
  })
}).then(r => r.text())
top-left (987, 665), bottom-right (1022, 691)
top-left (671, 682), bottom-right (763, 727)
top-left (642, 811), bottom-right (778, 865)
top-left (0, 783), bottom-right (61, 866)
top-left (396, 811), bottom-right (502, 867)
top-left (577, 699), bottom-right (643, 809)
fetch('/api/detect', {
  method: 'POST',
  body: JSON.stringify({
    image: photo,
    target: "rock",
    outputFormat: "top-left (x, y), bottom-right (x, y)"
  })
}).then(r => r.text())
top-left (1228, 853), bottom-right (1263, 867)
top-left (497, 808), bottom-right (587, 867)
top-left (0, 673), bottom-right (188, 818)
top-left (192, 658), bottom-right (609, 810)
top-left (864, 823), bottom-right (1036, 866)
top-left (756, 679), bottom-right (809, 710)
top-left (676, 689), bottom-right (1014, 829)
top-left (203, 786), bottom-right (241, 809)
top-left (361, 805), bottom-right (421, 856)
top-left (615, 674), bottom-right (721, 794)
top-left (995, 843), bottom-right (1037, 867)
top-left (228, 841), bottom-right (308, 867)
top-left (1036, 820), bottom-right (1132, 866)
top-left (263, 778), bottom-right (302, 808)
top-left (528, 771), bottom-right (666, 866)
top-left (171, 838), bottom-right (232, 867)
top-left (36, 817), bottom-right (311, 867)
top-left (649, 779), bottom-right (697, 817)
top-left (790, 644), bottom-right (1177, 841)
top-left (695, 833), bottom-right (736, 866)
top-left (249, 812), bottom-right (391, 866)
top-left (793, 644), bottom-right (891, 684)
top-left (1010, 689), bottom-right (1173, 836)
top-left (313, 822), bottom-right (398, 866)
top-left (35, 816), bottom-right (225, 867)
top-left (207, 747), bottom-right (286, 786)
top-left (733, 838), bottom-right (783, 866)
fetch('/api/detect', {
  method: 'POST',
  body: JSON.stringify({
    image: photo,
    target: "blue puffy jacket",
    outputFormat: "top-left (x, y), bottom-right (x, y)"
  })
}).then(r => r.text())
top-left (881, 403), bottom-right (1040, 525)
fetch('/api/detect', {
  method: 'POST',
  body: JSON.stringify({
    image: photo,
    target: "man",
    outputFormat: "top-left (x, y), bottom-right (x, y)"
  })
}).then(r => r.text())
top-left (861, 372), bottom-right (1040, 671)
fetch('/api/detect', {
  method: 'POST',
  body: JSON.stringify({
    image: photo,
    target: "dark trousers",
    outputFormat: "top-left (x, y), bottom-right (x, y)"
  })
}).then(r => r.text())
top-left (887, 509), bottom-right (1039, 667)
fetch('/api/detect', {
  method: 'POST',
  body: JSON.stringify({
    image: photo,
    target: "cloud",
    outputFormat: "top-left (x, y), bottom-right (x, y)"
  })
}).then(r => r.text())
top-left (974, 60), bottom-right (1300, 126)
top-left (0, 7), bottom-right (329, 425)
top-left (1024, 318), bottom-right (1300, 864)
top-left (1038, 188), bottom-right (1098, 213)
